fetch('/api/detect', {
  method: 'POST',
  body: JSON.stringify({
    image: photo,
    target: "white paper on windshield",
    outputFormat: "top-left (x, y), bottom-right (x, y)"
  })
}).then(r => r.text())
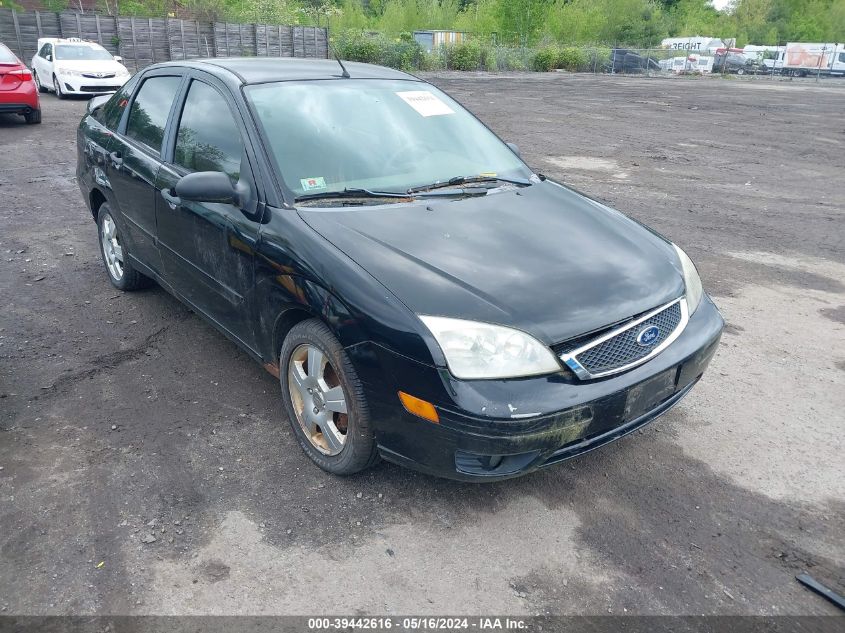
top-left (396, 91), bottom-right (455, 117)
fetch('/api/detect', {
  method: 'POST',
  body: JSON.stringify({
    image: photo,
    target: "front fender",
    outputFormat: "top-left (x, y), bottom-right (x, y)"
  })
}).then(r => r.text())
top-left (255, 272), bottom-right (366, 362)
top-left (254, 207), bottom-right (440, 371)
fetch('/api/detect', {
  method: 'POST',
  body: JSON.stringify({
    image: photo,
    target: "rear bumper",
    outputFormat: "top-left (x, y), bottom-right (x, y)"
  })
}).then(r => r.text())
top-left (350, 295), bottom-right (723, 482)
top-left (0, 102), bottom-right (38, 115)
top-left (0, 82), bottom-right (39, 112)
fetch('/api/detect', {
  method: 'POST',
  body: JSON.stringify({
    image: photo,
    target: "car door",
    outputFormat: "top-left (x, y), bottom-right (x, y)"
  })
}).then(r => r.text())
top-left (105, 71), bottom-right (184, 277)
top-left (32, 43), bottom-right (50, 86)
top-left (155, 73), bottom-right (261, 350)
top-left (79, 76), bottom-right (141, 205)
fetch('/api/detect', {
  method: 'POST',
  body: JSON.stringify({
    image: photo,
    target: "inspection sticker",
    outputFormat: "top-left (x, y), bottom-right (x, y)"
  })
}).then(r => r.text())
top-left (300, 176), bottom-right (327, 191)
top-left (396, 90), bottom-right (455, 117)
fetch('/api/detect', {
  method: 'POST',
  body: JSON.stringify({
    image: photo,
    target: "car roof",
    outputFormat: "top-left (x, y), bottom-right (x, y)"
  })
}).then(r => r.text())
top-left (152, 57), bottom-right (417, 85)
top-left (38, 37), bottom-right (105, 48)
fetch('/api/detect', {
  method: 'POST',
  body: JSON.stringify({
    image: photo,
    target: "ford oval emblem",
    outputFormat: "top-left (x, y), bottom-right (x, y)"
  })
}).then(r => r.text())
top-left (636, 325), bottom-right (660, 347)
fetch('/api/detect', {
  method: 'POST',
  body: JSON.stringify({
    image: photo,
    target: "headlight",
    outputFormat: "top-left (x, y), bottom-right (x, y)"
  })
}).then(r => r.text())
top-left (419, 316), bottom-right (561, 379)
top-left (57, 68), bottom-right (83, 77)
top-left (116, 68), bottom-right (130, 77)
top-left (673, 244), bottom-right (703, 314)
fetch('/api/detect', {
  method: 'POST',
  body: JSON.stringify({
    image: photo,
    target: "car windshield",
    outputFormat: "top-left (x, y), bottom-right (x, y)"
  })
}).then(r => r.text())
top-left (0, 44), bottom-right (17, 64)
top-left (245, 79), bottom-right (532, 197)
top-left (55, 45), bottom-right (113, 61)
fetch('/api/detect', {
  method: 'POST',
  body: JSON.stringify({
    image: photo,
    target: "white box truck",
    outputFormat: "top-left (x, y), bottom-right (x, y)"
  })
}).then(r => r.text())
top-left (764, 43), bottom-right (845, 76)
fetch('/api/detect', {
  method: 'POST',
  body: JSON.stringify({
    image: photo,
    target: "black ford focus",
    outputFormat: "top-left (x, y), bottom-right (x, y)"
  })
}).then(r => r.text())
top-left (77, 58), bottom-right (723, 481)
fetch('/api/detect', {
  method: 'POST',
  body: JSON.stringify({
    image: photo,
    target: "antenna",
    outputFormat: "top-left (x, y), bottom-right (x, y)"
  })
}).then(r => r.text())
top-left (331, 47), bottom-right (351, 78)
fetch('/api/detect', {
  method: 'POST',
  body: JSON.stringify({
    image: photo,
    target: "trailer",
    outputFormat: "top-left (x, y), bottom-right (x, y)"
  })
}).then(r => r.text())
top-left (659, 54), bottom-right (714, 74)
top-left (765, 43), bottom-right (845, 77)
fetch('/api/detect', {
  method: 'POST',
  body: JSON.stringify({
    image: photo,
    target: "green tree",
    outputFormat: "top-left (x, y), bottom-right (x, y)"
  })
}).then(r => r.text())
top-left (495, 0), bottom-right (550, 45)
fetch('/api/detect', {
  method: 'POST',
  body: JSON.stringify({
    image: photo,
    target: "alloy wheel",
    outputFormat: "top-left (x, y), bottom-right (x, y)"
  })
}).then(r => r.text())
top-left (287, 343), bottom-right (349, 455)
top-left (100, 214), bottom-right (124, 281)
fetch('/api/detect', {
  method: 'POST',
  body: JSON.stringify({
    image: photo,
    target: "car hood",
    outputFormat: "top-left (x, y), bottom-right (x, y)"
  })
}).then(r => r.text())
top-left (298, 181), bottom-right (685, 345)
top-left (54, 59), bottom-right (126, 74)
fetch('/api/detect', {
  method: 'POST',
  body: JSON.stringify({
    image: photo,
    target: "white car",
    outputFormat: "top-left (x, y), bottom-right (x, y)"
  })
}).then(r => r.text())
top-left (31, 37), bottom-right (130, 99)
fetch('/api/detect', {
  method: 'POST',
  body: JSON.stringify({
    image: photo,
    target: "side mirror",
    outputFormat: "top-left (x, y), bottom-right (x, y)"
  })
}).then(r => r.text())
top-left (87, 93), bottom-right (111, 114)
top-left (46, 54), bottom-right (52, 62)
top-left (113, 56), bottom-right (123, 63)
top-left (507, 142), bottom-right (521, 157)
top-left (176, 171), bottom-right (237, 205)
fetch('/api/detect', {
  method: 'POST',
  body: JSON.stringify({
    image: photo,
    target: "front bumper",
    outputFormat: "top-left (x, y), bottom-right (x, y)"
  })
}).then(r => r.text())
top-left (349, 295), bottom-right (723, 482)
top-left (58, 75), bottom-right (127, 95)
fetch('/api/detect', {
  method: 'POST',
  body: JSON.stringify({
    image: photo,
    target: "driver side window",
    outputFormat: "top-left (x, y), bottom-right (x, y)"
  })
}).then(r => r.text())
top-left (173, 80), bottom-right (243, 182)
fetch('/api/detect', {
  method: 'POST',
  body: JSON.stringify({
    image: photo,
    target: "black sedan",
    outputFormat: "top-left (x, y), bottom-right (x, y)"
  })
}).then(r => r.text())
top-left (714, 52), bottom-right (755, 74)
top-left (76, 58), bottom-right (723, 481)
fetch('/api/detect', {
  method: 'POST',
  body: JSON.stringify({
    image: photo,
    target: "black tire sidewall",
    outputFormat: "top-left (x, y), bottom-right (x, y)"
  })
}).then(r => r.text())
top-left (279, 319), bottom-right (377, 475)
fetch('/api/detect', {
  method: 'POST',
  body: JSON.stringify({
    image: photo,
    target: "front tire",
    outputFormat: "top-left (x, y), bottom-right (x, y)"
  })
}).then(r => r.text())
top-left (96, 204), bottom-right (152, 291)
top-left (280, 319), bottom-right (379, 475)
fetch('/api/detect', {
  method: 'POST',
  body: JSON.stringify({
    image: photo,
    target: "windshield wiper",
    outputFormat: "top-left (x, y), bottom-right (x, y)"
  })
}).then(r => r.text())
top-left (295, 185), bottom-right (491, 203)
top-left (408, 175), bottom-right (532, 194)
top-left (295, 187), bottom-right (410, 202)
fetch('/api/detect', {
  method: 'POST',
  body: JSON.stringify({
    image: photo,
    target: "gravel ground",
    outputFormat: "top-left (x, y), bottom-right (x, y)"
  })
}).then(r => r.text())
top-left (0, 73), bottom-right (843, 617)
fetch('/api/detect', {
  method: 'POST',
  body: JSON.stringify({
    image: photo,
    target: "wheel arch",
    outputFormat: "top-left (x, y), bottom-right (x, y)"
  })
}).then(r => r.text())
top-left (272, 306), bottom-right (315, 361)
top-left (89, 187), bottom-right (108, 220)
top-left (258, 276), bottom-right (369, 377)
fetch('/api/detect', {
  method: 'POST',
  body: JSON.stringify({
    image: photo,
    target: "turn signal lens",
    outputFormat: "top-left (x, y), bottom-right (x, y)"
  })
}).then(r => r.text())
top-left (398, 391), bottom-right (439, 424)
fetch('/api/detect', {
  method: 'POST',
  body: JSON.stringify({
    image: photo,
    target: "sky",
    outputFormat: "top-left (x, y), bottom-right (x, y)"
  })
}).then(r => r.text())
top-left (711, 0), bottom-right (731, 9)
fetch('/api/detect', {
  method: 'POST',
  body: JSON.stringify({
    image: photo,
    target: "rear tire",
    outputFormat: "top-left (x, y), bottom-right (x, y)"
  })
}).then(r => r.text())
top-left (53, 75), bottom-right (65, 100)
top-left (96, 204), bottom-right (153, 291)
top-left (34, 70), bottom-right (48, 93)
top-left (279, 319), bottom-right (379, 476)
top-left (24, 108), bottom-right (41, 124)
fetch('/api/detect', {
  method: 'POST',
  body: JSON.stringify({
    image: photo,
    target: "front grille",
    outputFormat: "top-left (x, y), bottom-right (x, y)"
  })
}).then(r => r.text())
top-left (560, 299), bottom-right (686, 379)
top-left (80, 85), bottom-right (121, 92)
top-left (82, 72), bottom-right (115, 78)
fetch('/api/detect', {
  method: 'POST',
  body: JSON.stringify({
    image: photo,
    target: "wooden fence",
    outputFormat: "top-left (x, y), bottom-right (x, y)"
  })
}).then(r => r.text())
top-left (0, 9), bottom-right (329, 73)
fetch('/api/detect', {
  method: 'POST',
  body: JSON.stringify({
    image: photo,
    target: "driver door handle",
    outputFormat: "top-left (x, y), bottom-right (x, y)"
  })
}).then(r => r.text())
top-left (160, 188), bottom-right (181, 209)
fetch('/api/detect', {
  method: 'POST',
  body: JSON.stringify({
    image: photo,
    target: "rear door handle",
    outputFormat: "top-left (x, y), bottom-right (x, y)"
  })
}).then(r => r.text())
top-left (160, 188), bottom-right (181, 209)
top-left (109, 151), bottom-right (123, 167)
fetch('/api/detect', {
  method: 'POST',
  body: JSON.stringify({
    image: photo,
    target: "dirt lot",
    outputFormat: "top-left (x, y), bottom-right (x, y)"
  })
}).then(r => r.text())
top-left (1, 73), bottom-right (843, 618)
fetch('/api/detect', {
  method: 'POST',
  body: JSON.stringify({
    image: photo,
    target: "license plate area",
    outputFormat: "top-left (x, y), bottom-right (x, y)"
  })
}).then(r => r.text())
top-left (624, 367), bottom-right (677, 421)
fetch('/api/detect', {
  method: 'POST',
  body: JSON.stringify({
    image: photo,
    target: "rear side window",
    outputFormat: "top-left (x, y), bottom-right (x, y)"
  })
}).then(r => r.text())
top-left (125, 75), bottom-right (182, 154)
top-left (174, 80), bottom-right (243, 181)
top-left (0, 44), bottom-right (17, 64)
top-left (96, 75), bottom-right (139, 130)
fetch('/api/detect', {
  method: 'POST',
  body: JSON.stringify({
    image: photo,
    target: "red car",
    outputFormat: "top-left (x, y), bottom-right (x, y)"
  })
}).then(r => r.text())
top-left (0, 42), bottom-right (41, 124)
